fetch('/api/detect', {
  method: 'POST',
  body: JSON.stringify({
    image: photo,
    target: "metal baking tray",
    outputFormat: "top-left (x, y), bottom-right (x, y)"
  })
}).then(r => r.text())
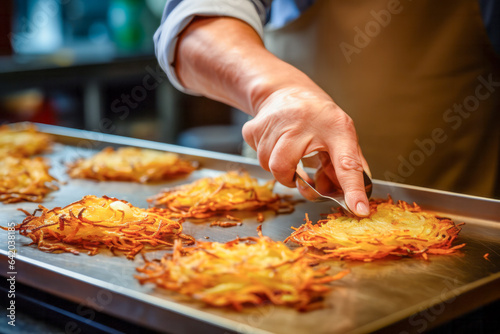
top-left (1, 124), bottom-right (499, 334)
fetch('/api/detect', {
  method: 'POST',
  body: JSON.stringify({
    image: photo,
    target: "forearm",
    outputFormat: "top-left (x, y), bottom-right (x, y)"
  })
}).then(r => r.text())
top-left (174, 16), bottom-right (370, 216)
top-left (175, 17), bottom-right (327, 116)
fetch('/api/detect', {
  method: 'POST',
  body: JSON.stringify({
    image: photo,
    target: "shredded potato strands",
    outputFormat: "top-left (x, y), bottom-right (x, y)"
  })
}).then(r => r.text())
top-left (286, 197), bottom-right (465, 261)
top-left (136, 226), bottom-right (348, 311)
top-left (67, 147), bottom-right (196, 183)
top-left (149, 171), bottom-right (295, 220)
top-left (0, 124), bottom-right (53, 157)
top-left (16, 195), bottom-right (194, 259)
top-left (0, 156), bottom-right (59, 203)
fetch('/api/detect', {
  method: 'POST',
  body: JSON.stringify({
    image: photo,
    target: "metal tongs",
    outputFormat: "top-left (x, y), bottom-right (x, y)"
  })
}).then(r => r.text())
top-left (295, 170), bottom-right (373, 215)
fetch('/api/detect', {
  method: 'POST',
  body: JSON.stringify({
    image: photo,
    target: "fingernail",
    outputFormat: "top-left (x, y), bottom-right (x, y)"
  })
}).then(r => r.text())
top-left (356, 202), bottom-right (370, 216)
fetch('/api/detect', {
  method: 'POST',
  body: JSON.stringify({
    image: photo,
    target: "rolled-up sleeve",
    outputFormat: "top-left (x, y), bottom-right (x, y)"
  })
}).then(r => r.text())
top-left (154, 0), bottom-right (271, 95)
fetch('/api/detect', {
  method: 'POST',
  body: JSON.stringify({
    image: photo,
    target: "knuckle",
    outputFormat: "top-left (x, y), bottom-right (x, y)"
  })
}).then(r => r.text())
top-left (241, 121), bottom-right (255, 140)
top-left (331, 112), bottom-right (355, 129)
top-left (268, 159), bottom-right (296, 187)
top-left (338, 155), bottom-right (364, 172)
top-left (268, 158), bottom-right (293, 176)
top-left (256, 151), bottom-right (269, 171)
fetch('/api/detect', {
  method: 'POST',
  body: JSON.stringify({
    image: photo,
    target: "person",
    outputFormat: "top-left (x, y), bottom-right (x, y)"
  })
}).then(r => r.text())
top-left (154, 0), bottom-right (500, 216)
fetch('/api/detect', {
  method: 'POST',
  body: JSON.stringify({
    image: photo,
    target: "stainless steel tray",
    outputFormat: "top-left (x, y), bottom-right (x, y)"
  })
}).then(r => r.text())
top-left (1, 124), bottom-right (499, 334)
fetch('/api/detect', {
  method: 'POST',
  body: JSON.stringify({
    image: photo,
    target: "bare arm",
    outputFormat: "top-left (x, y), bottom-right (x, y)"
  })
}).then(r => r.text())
top-left (175, 17), bottom-right (371, 216)
top-left (176, 17), bottom-right (304, 114)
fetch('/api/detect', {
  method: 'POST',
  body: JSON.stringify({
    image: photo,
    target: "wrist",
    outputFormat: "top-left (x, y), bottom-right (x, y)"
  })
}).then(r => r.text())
top-left (245, 56), bottom-right (333, 117)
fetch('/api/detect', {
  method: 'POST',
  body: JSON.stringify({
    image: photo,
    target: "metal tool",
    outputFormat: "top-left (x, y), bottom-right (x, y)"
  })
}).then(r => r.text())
top-left (295, 170), bottom-right (373, 214)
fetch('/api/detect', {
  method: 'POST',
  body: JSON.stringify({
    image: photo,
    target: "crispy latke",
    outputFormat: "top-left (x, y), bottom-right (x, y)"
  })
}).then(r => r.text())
top-left (0, 156), bottom-right (59, 203)
top-left (0, 124), bottom-right (53, 157)
top-left (67, 147), bottom-right (196, 183)
top-left (148, 171), bottom-right (295, 219)
top-left (285, 197), bottom-right (465, 261)
top-left (136, 226), bottom-right (348, 311)
top-left (15, 195), bottom-right (194, 259)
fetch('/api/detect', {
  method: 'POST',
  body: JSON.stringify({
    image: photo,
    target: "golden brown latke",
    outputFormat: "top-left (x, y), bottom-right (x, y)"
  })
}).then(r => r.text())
top-left (0, 156), bottom-right (58, 203)
top-left (136, 227), bottom-right (348, 311)
top-left (286, 197), bottom-right (465, 261)
top-left (15, 195), bottom-right (194, 259)
top-left (67, 147), bottom-right (196, 183)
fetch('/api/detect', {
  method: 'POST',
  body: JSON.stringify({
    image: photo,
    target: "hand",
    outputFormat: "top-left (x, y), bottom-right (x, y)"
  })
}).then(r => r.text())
top-left (173, 17), bottom-right (370, 215)
top-left (242, 86), bottom-right (371, 216)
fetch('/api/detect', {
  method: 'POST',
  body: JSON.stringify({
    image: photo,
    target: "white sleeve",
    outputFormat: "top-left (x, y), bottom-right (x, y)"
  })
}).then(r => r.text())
top-left (154, 0), bottom-right (267, 95)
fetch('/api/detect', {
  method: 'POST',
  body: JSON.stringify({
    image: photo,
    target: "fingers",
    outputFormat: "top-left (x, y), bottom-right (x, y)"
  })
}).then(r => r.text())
top-left (242, 120), bottom-right (259, 152)
top-left (242, 89), bottom-right (371, 217)
top-left (329, 138), bottom-right (370, 217)
top-left (317, 151), bottom-right (341, 190)
top-left (313, 166), bottom-right (337, 195)
top-left (267, 135), bottom-right (308, 187)
top-left (318, 147), bottom-right (371, 192)
top-left (244, 115), bottom-right (315, 188)
top-left (296, 165), bottom-right (313, 184)
top-left (316, 151), bottom-right (370, 217)
top-left (295, 166), bottom-right (319, 198)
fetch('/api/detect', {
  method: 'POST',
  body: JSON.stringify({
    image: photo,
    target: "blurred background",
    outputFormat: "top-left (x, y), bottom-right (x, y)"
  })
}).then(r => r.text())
top-left (0, 0), bottom-right (245, 154)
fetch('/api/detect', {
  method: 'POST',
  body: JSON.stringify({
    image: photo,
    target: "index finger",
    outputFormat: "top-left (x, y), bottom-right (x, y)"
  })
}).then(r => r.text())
top-left (327, 126), bottom-right (370, 217)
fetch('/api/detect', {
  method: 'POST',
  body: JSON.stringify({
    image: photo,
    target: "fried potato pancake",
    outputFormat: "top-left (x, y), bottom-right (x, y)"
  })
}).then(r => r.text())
top-left (67, 147), bottom-right (196, 183)
top-left (148, 171), bottom-right (295, 219)
top-left (0, 156), bottom-right (58, 203)
top-left (0, 124), bottom-right (53, 157)
top-left (136, 227), bottom-right (348, 311)
top-left (16, 195), bottom-right (194, 259)
top-left (286, 197), bottom-right (465, 261)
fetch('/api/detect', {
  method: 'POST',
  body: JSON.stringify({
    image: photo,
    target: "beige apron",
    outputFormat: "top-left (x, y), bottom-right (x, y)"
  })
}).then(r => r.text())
top-left (264, 0), bottom-right (500, 197)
